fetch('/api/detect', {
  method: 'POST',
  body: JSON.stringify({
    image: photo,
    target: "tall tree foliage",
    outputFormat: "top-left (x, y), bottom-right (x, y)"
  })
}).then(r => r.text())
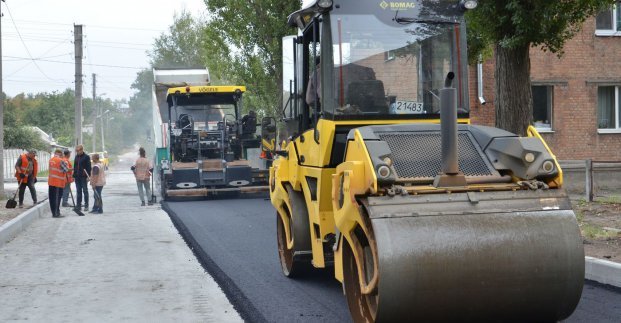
top-left (203, 0), bottom-right (302, 117)
top-left (467, 0), bottom-right (616, 135)
top-left (150, 11), bottom-right (207, 68)
top-left (3, 90), bottom-right (124, 152)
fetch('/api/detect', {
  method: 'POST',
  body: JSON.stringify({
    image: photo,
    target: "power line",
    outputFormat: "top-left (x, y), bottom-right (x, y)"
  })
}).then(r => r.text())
top-left (3, 2), bottom-right (68, 84)
top-left (4, 56), bottom-right (146, 70)
top-left (5, 78), bottom-right (73, 85)
top-left (87, 39), bottom-right (152, 46)
top-left (5, 53), bottom-right (73, 60)
top-left (13, 19), bottom-right (165, 32)
top-left (88, 44), bottom-right (150, 51)
top-left (5, 36), bottom-right (73, 77)
top-left (97, 77), bottom-right (130, 92)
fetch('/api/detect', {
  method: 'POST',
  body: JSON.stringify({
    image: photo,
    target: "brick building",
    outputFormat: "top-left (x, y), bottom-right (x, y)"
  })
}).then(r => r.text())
top-left (469, 4), bottom-right (621, 161)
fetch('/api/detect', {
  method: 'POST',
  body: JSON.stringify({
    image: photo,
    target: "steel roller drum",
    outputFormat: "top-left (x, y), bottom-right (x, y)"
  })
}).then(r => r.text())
top-left (365, 193), bottom-right (585, 322)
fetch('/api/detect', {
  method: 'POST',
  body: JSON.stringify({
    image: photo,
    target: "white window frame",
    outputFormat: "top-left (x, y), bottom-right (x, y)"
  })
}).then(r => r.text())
top-left (598, 86), bottom-right (621, 134)
top-left (532, 85), bottom-right (554, 133)
top-left (595, 2), bottom-right (621, 36)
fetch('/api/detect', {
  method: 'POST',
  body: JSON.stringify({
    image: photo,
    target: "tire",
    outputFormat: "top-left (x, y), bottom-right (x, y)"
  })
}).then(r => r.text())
top-left (343, 238), bottom-right (378, 323)
top-left (160, 171), bottom-right (169, 201)
top-left (276, 186), bottom-right (312, 278)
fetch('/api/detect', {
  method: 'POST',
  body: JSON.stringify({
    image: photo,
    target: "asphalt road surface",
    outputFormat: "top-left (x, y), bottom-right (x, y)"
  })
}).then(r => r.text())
top-left (164, 198), bottom-right (621, 323)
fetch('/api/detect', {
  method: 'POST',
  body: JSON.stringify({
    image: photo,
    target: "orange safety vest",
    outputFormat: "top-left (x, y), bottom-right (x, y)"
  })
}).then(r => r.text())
top-left (15, 154), bottom-right (38, 182)
top-left (48, 156), bottom-right (67, 188)
top-left (63, 157), bottom-right (74, 183)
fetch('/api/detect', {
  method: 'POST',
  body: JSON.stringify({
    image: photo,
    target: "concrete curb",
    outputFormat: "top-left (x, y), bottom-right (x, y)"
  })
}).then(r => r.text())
top-left (585, 256), bottom-right (621, 288)
top-left (0, 200), bottom-right (50, 248)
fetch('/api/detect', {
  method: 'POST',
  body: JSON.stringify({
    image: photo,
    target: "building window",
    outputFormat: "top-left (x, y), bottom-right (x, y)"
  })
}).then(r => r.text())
top-left (598, 86), bottom-right (620, 131)
top-left (596, 2), bottom-right (621, 35)
top-left (532, 85), bottom-right (553, 131)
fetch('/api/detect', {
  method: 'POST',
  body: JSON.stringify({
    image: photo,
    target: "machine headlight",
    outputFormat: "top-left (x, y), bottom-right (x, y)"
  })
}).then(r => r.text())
top-left (460, 0), bottom-right (478, 10)
top-left (377, 165), bottom-right (391, 179)
top-left (542, 160), bottom-right (555, 173)
top-left (524, 152), bottom-right (536, 163)
top-left (317, 0), bottom-right (333, 9)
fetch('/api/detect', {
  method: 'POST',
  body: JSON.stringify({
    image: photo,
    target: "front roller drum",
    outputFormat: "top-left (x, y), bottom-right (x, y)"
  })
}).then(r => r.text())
top-left (276, 186), bottom-right (312, 277)
top-left (344, 209), bottom-right (585, 322)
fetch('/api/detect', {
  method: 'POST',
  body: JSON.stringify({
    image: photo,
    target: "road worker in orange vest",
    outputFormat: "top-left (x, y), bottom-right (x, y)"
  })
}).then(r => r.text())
top-left (61, 150), bottom-right (74, 207)
top-left (14, 149), bottom-right (38, 208)
top-left (48, 149), bottom-right (69, 218)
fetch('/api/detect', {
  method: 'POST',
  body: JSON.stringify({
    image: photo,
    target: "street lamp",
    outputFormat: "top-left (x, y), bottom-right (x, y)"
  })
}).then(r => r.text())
top-left (107, 117), bottom-right (115, 134)
top-left (97, 109), bottom-right (110, 152)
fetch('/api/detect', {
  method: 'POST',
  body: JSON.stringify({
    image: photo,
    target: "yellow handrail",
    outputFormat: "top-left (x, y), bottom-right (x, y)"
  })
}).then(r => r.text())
top-left (527, 126), bottom-right (563, 188)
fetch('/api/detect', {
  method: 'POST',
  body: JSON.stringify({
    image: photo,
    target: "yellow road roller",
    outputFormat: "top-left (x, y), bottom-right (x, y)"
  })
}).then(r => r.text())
top-left (266, 1), bottom-right (584, 321)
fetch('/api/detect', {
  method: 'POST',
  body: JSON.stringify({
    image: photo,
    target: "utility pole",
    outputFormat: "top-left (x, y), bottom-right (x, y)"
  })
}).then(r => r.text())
top-left (74, 24), bottom-right (83, 147)
top-left (0, 0), bottom-right (5, 196)
top-left (92, 73), bottom-right (97, 152)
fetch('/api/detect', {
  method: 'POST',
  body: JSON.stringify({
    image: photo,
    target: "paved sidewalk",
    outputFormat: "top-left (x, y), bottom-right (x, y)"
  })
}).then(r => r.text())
top-left (0, 168), bottom-right (241, 322)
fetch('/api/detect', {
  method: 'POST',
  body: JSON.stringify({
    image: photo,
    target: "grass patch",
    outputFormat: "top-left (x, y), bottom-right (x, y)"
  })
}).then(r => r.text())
top-left (596, 195), bottom-right (621, 205)
top-left (575, 198), bottom-right (588, 207)
top-left (581, 223), bottom-right (619, 240)
top-left (575, 210), bottom-right (584, 223)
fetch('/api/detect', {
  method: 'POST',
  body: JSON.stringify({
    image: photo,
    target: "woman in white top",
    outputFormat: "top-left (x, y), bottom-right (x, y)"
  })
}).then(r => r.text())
top-left (90, 153), bottom-right (106, 213)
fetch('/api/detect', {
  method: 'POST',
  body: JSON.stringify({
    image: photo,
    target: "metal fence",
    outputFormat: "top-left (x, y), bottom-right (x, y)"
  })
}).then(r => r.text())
top-left (560, 160), bottom-right (621, 201)
top-left (3, 149), bottom-right (51, 181)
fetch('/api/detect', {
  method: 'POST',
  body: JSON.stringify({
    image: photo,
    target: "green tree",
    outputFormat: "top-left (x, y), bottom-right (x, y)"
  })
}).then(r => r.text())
top-left (4, 126), bottom-right (48, 151)
top-left (21, 90), bottom-right (76, 146)
top-left (203, 0), bottom-right (302, 117)
top-left (467, 0), bottom-right (616, 135)
top-left (150, 11), bottom-right (207, 68)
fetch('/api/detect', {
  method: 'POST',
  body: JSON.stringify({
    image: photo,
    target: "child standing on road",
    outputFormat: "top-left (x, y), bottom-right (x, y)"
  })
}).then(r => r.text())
top-left (90, 154), bottom-right (106, 214)
top-left (132, 147), bottom-right (153, 206)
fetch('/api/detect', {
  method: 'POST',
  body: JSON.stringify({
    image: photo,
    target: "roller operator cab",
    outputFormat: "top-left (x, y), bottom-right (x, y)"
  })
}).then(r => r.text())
top-left (267, 1), bottom-right (585, 322)
top-left (159, 85), bottom-right (269, 199)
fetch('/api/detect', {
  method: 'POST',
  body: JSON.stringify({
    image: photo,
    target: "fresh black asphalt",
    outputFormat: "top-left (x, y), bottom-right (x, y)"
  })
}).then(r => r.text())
top-left (163, 198), bottom-right (621, 323)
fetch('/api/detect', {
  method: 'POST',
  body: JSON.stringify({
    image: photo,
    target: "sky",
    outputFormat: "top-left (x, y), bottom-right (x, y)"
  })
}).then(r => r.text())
top-left (1, 0), bottom-right (206, 101)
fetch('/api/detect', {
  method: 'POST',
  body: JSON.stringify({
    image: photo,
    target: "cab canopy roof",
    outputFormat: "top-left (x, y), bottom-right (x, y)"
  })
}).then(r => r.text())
top-left (166, 85), bottom-right (246, 107)
top-left (288, 0), bottom-right (465, 29)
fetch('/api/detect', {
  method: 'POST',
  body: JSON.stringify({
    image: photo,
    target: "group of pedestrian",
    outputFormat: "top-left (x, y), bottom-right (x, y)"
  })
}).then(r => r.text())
top-left (14, 145), bottom-right (152, 217)
top-left (14, 145), bottom-right (106, 218)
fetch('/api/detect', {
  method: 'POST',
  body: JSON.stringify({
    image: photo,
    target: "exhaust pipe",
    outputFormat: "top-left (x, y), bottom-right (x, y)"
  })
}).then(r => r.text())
top-left (434, 72), bottom-right (467, 187)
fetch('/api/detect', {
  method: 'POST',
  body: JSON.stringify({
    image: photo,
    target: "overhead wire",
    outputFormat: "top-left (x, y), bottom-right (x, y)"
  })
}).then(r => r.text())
top-left (5, 53), bottom-right (73, 60)
top-left (98, 77), bottom-right (131, 92)
top-left (14, 19), bottom-right (164, 32)
top-left (3, 2), bottom-right (70, 85)
top-left (6, 56), bottom-right (146, 70)
top-left (5, 36), bottom-right (73, 78)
